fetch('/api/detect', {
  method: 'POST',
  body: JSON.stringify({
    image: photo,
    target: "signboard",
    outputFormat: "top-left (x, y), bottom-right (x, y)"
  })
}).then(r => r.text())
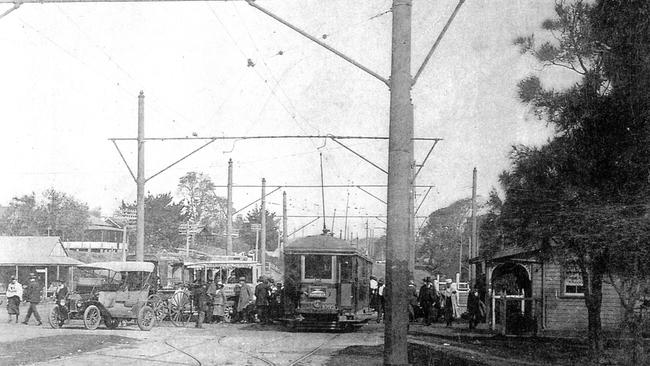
top-left (251, 223), bottom-right (261, 231)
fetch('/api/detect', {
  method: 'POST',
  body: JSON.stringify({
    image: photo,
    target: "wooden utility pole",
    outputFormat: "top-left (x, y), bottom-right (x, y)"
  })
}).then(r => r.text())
top-left (385, 0), bottom-right (412, 364)
top-left (344, 192), bottom-right (350, 240)
top-left (260, 178), bottom-right (267, 276)
top-left (282, 191), bottom-right (288, 249)
top-left (226, 159), bottom-right (233, 255)
top-left (136, 91), bottom-right (145, 262)
top-left (470, 167), bottom-right (478, 282)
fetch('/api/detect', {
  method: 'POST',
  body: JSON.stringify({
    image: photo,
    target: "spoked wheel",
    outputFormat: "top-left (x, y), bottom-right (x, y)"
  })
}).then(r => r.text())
top-left (105, 316), bottom-right (120, 329)
top-left (147, 294), bottom-right (168, 322)
top-left (83, 305), bottom-right (101, 330)
top-left (222, 305), bottom-right (232, 324)
top-left (48, 306), bottom-right (66, 329)
top-left (169, 292), bottom-right (191, 327)
top-left (137, 305), bottom-right (156, 331)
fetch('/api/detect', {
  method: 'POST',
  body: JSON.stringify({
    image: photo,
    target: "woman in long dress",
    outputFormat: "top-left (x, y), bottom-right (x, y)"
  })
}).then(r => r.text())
top-left (6, 276), bottom-right (23, 323)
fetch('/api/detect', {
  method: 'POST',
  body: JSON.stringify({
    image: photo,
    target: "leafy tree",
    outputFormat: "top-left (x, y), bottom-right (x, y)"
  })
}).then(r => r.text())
top-left (500, 0), bottom-right (650, 357)
top-left (477, 188), bottom-right (504, 259)
top-left (418, 198), bottom-right (472, 279)
top-left (1, 193), bottom-right (40, 235)
top-left (121, 193), bottom-right (186, 251)
top-left (239, 206), bottom-right (280, 251)
top-left (0, 190), bottom-right (89, 240)
top-left (177, 172), bottom-right (227, 234)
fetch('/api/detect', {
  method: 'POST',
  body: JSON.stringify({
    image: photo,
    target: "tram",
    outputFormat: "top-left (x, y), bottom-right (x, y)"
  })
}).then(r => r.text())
top-left (283, 234), bottom-right (374, 331)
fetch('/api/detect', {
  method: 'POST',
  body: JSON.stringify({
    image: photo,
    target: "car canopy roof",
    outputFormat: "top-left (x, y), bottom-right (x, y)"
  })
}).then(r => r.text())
top-left (79, 261), bottom-right (154, 273)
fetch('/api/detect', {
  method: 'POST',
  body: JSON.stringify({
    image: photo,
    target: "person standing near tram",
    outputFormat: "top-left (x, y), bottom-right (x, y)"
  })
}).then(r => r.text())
top-left (6, 276), bottom-right (23, 323)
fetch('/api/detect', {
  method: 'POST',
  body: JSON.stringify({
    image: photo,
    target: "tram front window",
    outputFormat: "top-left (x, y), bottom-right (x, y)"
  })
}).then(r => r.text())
top-left (304, 255), bottom-right (333, 280)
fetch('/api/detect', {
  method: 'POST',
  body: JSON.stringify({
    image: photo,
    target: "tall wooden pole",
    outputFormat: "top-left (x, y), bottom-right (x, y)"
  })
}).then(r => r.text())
top-left (226, 159), bottom-right (233, 255)
top-left (136, 91), bottom-right (145, 262)
top-left (385, 1), bottom-right (412, 364)
top-left (261, 178), bottom-right (267, 276)
top-left (282, 191), bottom-right (288, 249)
top-left (471, 167), bottom-right (478, 282)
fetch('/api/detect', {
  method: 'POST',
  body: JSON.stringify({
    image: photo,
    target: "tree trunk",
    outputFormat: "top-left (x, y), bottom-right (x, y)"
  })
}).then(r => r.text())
top-left (582, 263), bottom-right (604, 355)
top-left (623, 304), bottom-right (646, 366)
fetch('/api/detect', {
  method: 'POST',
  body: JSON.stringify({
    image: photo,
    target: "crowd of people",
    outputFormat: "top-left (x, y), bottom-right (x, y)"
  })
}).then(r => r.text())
top-left (185, 275), bottom-right (284, 329)
top-left (371, 275), bottom-right (486, 329)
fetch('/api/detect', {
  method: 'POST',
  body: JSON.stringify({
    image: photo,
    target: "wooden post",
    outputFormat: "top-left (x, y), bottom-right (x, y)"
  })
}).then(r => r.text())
top-left (261, 178), bottom-right (267, 276)
top-left (226, 159), bottom-right (233, 255)
top-left (136, 91), bottom-right (145, 262)
top-left (500, 294), bottom-right (507, 336)
top-left (384, 0), bottom-right (412, 364)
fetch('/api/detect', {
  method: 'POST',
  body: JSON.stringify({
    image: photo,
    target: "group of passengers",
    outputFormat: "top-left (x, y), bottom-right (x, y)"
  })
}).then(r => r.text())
top-left (370, 276), bottom-right (485, 329)
top-left (185, 275), bottom-right (283, 329)
top-left (412, 277), bottom-right (485, 328)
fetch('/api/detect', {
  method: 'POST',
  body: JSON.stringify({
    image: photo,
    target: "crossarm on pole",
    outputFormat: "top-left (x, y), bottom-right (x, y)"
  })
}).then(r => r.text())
top-left (288, 216), bottom-right (320, 237)
top-left (246, 0), bottom-right (389, 86)
top-left (233, 186), bottom-right (281, 215)
top-left (415, 139), bottom-right (440, 179)
top-left (112, 140), bottom-right (137, 183)
top-left (145, 138), bottom-right (217, 183)
top-left (328, 135), bottom-right (388, 175)
top-left (412, 0), bottom-right (465, 85)
top-left (356, 186), bottom-right (387, 205)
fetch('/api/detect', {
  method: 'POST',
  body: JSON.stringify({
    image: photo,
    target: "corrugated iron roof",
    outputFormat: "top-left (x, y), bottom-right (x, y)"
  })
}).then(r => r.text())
top-left (0, 236), bottom-right (84, 266)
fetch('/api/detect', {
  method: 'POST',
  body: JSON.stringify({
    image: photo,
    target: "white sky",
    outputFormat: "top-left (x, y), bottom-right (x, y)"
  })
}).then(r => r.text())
top-left (0, 0), bottom-right (568, 237)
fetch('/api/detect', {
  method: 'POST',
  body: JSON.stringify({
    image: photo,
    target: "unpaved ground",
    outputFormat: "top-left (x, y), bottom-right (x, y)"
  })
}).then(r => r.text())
top-left (0, 303), bottom-right (384, 366)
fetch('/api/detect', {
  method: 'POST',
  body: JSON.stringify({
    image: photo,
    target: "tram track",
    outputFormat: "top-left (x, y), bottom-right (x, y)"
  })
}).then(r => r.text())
top-left (216, 330), bottom-right (342, 366)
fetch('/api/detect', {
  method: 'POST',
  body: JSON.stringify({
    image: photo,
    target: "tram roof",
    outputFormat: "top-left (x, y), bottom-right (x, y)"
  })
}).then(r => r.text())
top-left (285, 235), bottom-right (369, 257)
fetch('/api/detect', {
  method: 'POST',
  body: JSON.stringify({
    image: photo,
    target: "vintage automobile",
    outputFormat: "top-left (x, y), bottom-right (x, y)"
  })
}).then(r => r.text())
top-left (48, 261), bottom-right (156, 331)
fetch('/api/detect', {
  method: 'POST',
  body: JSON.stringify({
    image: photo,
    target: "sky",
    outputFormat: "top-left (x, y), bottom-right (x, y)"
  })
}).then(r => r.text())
top-left (0, 0), bottom-right (568, 238)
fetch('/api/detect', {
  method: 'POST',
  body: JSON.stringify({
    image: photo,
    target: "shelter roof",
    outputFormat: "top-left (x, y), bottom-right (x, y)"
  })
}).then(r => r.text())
top-left (0, 236), bottom-right (84, 266)
top-left (469, 246), bottom-right (541, 264)
top-left (79, 261), bottom-right (154, 273)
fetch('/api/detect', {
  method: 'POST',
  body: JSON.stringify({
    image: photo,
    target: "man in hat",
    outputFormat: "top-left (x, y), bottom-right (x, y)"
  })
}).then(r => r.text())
top-left (418, 277), bottom-right (437, 325)
top-left (6, 275), bottom-right (23, 323)
top-left (22, 273), bottom-right (42, 326)
top-left (376, 279), bottom-right (386, 323)
top-left (255, 276), bottom-right (270, 324)
top-left (236, 277), bottom-right (253, 323)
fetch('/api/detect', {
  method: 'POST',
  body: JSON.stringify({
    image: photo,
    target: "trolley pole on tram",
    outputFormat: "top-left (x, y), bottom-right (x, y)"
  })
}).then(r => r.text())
top-left (385, 0), bottom-right (412, 364)
top-left (136, 91), bottom-right (145, 262)
top-left (260, 178), bottom-right (267, 276)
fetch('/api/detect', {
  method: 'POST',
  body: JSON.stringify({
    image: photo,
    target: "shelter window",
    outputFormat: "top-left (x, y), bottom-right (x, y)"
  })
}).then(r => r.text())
top-left (562, 265), bottom-right (584, 297)
top-left (303, 255), bottom-right (334, 280)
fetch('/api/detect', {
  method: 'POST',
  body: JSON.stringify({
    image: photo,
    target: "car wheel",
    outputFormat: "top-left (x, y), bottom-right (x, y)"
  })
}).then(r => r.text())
top-left (83, 305), bottom-right (101, 330)
top-left (105, 316), bottom-right (120, 329)
top-left (137, 305), bottom-right (155, 331)
top-left (48, 306), bottom-right (65, 329)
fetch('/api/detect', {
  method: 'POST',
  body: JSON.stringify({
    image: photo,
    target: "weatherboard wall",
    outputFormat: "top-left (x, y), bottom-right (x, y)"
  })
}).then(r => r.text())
top-left (541, 262), bottom-right (622, 331)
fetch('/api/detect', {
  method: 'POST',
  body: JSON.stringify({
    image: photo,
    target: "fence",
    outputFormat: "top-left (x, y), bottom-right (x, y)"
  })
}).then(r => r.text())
top-left (490, 294), bottom-right (542, 336)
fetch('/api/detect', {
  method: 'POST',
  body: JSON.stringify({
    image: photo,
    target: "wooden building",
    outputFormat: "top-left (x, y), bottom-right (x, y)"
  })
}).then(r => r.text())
top-left (0, 236), bottom-right (83, 294)
top-left (476, 247), bottom-right (623, 334)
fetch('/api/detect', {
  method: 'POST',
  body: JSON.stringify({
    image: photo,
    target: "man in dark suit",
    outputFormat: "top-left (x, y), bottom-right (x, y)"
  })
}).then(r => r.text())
top-left (22, 273), bottom-right (42, 326)
top-left (417, 277), bottom-right (437, 326)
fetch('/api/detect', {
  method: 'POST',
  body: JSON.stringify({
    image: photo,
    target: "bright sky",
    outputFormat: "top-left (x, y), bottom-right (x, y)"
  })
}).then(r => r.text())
top-left (0, 0), bottom-right (564, 237)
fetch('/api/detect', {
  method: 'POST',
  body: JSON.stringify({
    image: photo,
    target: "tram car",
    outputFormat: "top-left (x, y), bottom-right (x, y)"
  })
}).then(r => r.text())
top-left (283, 234), bottom-right (374, 331)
